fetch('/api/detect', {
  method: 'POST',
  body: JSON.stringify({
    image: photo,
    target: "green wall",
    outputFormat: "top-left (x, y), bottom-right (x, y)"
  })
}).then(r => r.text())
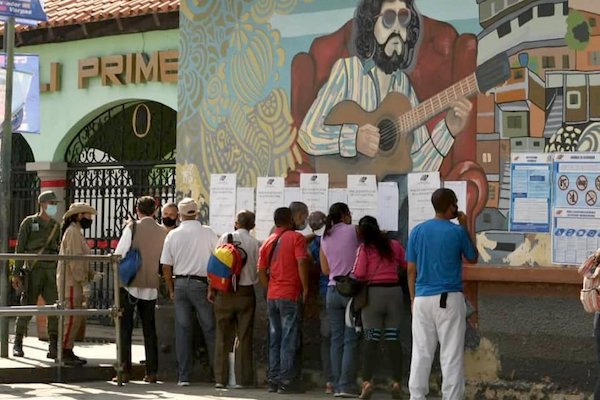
top-left (18, 29), bottom-right (178, 163)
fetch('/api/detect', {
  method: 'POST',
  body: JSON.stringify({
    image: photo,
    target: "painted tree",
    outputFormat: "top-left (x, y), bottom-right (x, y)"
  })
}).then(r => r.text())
top-left (565, 10), bottom-right (590, 51)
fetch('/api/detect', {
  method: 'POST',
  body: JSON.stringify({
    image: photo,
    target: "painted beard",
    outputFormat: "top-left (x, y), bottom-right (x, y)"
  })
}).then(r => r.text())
top-left (373, 33), bottom-right (412, 74)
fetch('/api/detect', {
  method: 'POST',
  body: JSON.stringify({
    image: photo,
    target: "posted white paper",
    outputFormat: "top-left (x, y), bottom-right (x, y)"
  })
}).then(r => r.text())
top-left (300, 173), bottom-right (329, 213)
top-left (552, 208), bottom-right (600, 265)
top-left (347, 175), bottom-right (378, 223)
top-left (444, 180), bottom-right (467, 225)
top-left (377, 182), bottom-right (399, 231)
top-left (284, 187), bottom-right (302, 206)
top-left (209, 174), bottom-right (237, 236)
top-left (255, 177), bottom-right (285, 240)
top-left (329, 188), bottom-right (347, 208)
top-left (408, 172), bottom-right (440, 233)
top-left (236, 187), bottom-right (255, 213)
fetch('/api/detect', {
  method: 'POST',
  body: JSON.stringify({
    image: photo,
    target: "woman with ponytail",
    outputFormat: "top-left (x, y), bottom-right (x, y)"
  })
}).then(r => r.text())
top-left (353, 216), bottom-right (407, 399)
top-left (320, 202), bottom-right (360, 397)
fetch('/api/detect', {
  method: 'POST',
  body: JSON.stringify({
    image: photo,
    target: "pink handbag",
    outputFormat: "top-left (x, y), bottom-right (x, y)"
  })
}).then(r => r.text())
top-left (579, 253), bottom-right (600, 313)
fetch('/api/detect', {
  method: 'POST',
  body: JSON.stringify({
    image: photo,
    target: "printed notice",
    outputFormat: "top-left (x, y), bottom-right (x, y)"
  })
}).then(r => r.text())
top-left (256, 177), bottom-right (285, 240)
top-left (209, 174), bottom-right (237, 236)
top-left (408, 172), bottom-right (440, 233)
top-left (552, 208), bottom-right (600, 265)
top-left (284, 187), bottom-right (302, 206)
top-left (236, 187), bottom-right (255, 213)
top-left (509, 153), bottom-right (552, 232)
top-left (377, 182), bottom-right (399, 231)
top-left (300, 173), bottom-right (329, 214)
top-left (553, 152), bottom-right (600, 210)
top-left (347, 175), bottom-right (378, 224)
top-left (444, 180), bottom-right (467, 225)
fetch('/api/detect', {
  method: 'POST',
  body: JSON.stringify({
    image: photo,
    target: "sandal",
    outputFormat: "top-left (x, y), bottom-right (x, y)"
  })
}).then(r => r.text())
top-left (359, 381), bottom-right (374, 399)
top-left (391, 382), bottom-right (402, 399)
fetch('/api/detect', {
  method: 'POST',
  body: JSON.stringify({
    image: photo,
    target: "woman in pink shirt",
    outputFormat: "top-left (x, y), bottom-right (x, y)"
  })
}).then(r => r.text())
top-left (353, 216), bottom-right (407, 400)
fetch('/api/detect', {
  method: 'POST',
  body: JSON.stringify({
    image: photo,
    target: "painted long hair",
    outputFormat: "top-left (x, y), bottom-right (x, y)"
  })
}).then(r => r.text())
top-left (353, 0), bottom-right (421, 71)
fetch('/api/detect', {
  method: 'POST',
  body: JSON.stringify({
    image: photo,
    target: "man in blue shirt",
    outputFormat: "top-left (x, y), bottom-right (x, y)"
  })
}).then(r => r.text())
top-left (406, 188), bottom-right (478, 400)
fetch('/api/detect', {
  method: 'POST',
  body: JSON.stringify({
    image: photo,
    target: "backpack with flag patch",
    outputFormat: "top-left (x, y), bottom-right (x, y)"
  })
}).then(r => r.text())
top-left (207, 233), bottom-right (248, 292)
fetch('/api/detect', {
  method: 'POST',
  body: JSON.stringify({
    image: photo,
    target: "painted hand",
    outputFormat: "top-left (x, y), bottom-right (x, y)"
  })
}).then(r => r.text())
top-left (356, 124), bottom-right (380, 157)
top-left (445, 97), bottom-right (473, 136)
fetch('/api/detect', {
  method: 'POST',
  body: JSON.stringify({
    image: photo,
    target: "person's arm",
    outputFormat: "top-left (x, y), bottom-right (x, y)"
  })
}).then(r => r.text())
top-left (352, 245), bottom-right (367, 280)
top-left (458, 212), bottom-right (478, 263)
top-left (298, 258), bottom-right (309, 303)
top-left (319, 247), bottom-right (330, 276)
top-left (298, 59), bottom-right (358, 157)
top-left (257, 241), bottom-right (269, 289)
top-left (14, 218), bottom-right (30, 271)
top-left (258, 269), bottom-right (269, 289)
top-left (114, 225), bottom-right (132, 257)
top-left (162, 265), bottom-right (175, 300)
top-left (407, 261), bottom-right (417, 310)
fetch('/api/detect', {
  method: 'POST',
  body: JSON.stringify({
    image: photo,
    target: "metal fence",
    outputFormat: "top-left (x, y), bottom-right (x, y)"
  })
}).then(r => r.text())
top-left (0, 253), bottom-right (124, 385)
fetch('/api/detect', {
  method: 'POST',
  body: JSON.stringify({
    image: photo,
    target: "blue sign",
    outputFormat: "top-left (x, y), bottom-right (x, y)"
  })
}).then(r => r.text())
top-left (0, 0), bottom-right (47, 22)
top-left (0, 53), bottom-right (40, 134)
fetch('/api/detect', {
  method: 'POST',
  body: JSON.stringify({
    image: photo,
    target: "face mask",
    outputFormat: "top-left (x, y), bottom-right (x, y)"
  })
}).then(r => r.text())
top-left (80, 217), bottom-right (93, 230)
top-left (162, 217), bottom-right (177, 227)
top-left (46, 204), bottom-right (58, 217)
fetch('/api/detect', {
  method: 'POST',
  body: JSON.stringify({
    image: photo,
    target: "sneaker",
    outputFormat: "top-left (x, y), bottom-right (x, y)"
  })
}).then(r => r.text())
top-left (177, 381), bottom-right (190, 387)
top-left (325, 382), bottom-right (334, 395)
top-left (278, 382), bottom-right (305, 394)
top-left (111, 373), bottom-right (131, 384)
top-left (12, 340), bottom-right (24, 358)
top-left (143, 374), bottom-right (158, 383)
top-left (267, 382), bottom-right (279, 393)
top-left (336, 392), bottom-right (358, 398)
top-left (215, 383), bottom-right (225, 389)
top-left (359, 381), bottom-right (374, 400)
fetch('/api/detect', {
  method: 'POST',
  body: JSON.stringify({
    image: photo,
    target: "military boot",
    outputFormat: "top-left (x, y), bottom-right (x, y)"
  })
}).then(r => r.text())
top-left (12, 334), bottom-right (24, 357)
top-left (47, 334), bottom-right (58, 360)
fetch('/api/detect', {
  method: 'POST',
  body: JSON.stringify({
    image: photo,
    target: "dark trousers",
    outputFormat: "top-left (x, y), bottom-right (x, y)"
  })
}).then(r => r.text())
top-left (120, 288), bottom-right (158, 375)
top-left (214, 286), bottom-right (256, 386)
top-left (595, 313), bottom-right (600, 400)
top-left (268, 299), bottom-right (302, 385)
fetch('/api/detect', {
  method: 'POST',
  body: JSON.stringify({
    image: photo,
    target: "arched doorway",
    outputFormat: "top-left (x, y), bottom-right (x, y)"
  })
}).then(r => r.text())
top-left (65, 101), bottom-right (176, 315)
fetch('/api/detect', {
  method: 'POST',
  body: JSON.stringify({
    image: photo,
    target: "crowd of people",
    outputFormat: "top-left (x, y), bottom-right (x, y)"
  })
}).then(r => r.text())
top-left (11, 188), bottom-right (478, 399)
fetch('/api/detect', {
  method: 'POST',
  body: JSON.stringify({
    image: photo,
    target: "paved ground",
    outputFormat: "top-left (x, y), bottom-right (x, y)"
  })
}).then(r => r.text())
top-left (0, 381), bottom-right (424, 400)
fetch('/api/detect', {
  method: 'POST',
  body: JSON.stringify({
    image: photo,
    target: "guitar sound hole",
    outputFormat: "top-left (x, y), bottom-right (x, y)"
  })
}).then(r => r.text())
top-left (378, 119), bottom-right (396, 152)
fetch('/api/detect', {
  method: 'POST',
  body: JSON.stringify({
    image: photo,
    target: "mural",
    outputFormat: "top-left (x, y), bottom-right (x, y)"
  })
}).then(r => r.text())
top-left (178, 0), bottom-right (600, 267)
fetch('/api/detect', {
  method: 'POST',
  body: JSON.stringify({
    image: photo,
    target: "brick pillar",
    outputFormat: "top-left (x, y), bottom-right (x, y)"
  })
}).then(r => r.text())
top-left (25, 162), bottom-right (70, 341)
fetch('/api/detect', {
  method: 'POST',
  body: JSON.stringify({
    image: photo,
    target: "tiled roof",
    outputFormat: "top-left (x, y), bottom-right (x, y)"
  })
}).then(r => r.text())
top-left (24, 0), bottom-right (179, 30)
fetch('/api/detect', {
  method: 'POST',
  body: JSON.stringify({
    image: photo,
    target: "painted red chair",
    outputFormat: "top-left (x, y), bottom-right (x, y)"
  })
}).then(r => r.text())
top-left (289, 17), bottom-right (487, 232)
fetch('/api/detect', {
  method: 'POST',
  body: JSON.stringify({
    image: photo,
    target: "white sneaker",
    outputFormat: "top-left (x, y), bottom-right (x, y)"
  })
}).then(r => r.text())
top-left (177, 381), bottom-right (190, 387)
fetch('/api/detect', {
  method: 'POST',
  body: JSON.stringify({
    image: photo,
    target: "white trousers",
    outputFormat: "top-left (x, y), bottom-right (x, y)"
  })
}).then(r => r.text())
top-left (409, 292), bottom-right (466, 400)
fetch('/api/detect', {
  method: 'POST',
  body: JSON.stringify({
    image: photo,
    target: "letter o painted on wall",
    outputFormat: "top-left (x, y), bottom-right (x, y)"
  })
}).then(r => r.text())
top-left (132, 103), bottom-right (152, 138)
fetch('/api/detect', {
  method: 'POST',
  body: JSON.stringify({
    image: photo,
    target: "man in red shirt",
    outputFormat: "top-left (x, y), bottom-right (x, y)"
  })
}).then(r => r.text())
top-left (258, 207), bottom-right (309, 394)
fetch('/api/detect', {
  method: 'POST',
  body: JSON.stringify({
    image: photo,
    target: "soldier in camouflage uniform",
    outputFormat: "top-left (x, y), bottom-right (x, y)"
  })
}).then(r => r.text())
top-left (11, 191), bottom-right (61, 359)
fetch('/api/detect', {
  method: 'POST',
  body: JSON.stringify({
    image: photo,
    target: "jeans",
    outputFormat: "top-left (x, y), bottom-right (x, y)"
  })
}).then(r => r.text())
top-left (595, 313), bottom-right (600, 400)
top-left (319, 294), bottom-right (333, 384)
top-left (327, 286), bottom-right (358, 393)
top-left (120, 288), bottom-right (158, 375)
top-left (268, 299), bottom-right (301, 385)
top-left (174, 278), bottom-right (216, 382)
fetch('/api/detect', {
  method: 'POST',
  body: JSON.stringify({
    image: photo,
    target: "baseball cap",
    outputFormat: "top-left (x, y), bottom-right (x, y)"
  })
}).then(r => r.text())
top-left (178, 198), bottom-right (199, 217)
top-left (38, 191), bottom-right (60, 204)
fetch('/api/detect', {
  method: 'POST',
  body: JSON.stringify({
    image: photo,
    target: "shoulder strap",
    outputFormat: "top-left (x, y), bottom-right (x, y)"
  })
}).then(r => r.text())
top-left (129, 221), bottom-right (138, 249)
top-left (227, 233), bottom-right (233, 244)
top-left (28, 222), bottom-right (59, 270)
top-left (267, 229), bottom-right (288, 267)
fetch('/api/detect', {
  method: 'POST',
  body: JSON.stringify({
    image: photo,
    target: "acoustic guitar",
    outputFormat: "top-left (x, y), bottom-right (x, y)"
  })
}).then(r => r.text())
top-left (313, 52), bottom-right (511, 183)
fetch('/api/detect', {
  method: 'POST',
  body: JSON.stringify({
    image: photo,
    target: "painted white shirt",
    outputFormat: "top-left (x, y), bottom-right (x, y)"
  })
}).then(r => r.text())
top-left (160, 220), bottom-right (219, 276)
top-left (114, 216), bottom-right (158, 301)
top-left (217, 229), bottom-right (260, 286)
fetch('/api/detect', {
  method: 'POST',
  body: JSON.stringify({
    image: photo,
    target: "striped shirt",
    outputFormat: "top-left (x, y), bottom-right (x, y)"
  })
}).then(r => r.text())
top-left (298, 56), bottom-right (454, 172)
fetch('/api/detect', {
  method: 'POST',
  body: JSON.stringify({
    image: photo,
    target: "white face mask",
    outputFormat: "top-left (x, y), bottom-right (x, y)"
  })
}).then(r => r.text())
top-left (46, 204), bottom-right (58, 217)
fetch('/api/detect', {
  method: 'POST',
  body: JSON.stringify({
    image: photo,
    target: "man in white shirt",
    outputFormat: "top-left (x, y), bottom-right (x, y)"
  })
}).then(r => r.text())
top-left (113, 196), bottom-right (167, 383)
top-left (208, 210), bottom-right (260, 389)
top-left (160, 198), bottom-right (219, 386)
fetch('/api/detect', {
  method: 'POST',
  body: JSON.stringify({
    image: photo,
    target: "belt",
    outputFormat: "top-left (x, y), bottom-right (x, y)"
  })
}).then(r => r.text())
top-left (174, 275), bottom-right (208, 284)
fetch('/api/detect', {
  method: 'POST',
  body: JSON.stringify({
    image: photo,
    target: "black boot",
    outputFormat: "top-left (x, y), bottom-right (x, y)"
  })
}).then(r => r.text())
top-left (62, 349), bottom-right (87, 366)
top-left (47, 335), bottom-right (58, 359)
top-left (13, 335), bottom-right (24, 357)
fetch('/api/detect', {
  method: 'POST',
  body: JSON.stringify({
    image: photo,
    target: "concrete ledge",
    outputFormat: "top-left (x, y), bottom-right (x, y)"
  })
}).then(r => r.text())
top-left (464, 265), bottom-right (580, 285)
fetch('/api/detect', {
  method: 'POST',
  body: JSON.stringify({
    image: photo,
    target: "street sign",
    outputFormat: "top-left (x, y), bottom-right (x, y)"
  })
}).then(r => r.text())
top-left (0, 0), bottom-right (47, 22)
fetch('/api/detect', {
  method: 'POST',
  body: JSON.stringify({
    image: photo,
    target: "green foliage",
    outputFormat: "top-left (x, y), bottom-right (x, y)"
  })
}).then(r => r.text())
top-left (565, 10), bottom-right (590, 51)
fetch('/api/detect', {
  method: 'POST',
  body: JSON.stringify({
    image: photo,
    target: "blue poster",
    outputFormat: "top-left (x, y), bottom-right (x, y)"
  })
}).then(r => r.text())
top-left (0, 53), bottom-right (40, 134)
top-left (0, 0), bottom-right (47, 22)
top-left (509, 153), bottom-right (552, 233)
top-left (553, 153), bottom-right (600, 209)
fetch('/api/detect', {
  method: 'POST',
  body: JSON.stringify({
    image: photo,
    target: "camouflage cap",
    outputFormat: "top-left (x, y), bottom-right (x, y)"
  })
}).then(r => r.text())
top-left (38, 191), bottom-right (60, 204)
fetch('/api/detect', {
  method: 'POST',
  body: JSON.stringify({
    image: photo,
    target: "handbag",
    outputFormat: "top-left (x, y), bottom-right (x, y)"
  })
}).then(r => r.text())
top-left (579, 251), bottom-right (600, 313)
top-left (118, 222), bottom-right (142, 286)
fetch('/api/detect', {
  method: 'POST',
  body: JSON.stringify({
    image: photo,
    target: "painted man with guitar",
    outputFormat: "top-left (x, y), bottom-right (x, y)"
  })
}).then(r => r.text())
top-left (299, 0), bottom-right (507, 182)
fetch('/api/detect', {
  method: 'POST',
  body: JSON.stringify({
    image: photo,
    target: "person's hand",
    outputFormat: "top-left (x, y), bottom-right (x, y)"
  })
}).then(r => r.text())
top-left (446, 97), bottom-right (473, 136)
top-left (11, 276), bottom-right (22, 290)
top-left (457, 211), bottom-right (468, 227)
top-left (356, 124), bottom-right (380, 157)
top-left (169, 290), bottom-right (175, 301)
top-left (207, 288), bottom-right (215, 304)
top-left (302, 289), bottom-right (309, 304)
